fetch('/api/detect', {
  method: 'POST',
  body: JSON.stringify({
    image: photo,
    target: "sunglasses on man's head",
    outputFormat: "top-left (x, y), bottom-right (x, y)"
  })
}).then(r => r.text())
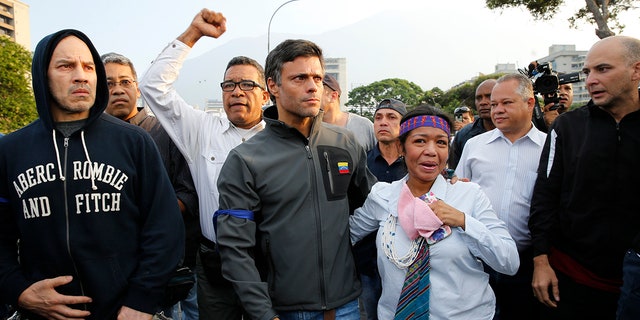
top-left (454, 106), bottom-right (471, 114)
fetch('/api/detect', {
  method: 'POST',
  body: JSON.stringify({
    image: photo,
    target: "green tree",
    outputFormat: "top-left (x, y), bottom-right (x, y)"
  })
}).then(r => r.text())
top-left (486, 0), bottom-right (638, 39)
top-left (439, 83), bottom-right (476, 115)
top-left (346, 78), bottom-right (424, 118)
top-left (0, 36), bottom-right (36, 134)
top-left (437, 74), bottom-right (504, 115)
top-left (421, 87), bottom-right (445, 108)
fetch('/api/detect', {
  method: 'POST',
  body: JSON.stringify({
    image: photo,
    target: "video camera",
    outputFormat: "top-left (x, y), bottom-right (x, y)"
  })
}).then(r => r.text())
top-left (521, 61), bottom-right (581, 111)
top-left (519, 61), bottom-right (582, 132)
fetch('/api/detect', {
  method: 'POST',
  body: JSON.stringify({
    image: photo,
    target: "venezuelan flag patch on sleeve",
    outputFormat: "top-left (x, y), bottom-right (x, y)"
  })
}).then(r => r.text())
top-left (337, 161), bottom-right (350, 174)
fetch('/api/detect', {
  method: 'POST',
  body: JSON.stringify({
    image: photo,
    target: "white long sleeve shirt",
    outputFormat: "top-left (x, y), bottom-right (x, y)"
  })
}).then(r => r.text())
top-left (139, 40), bottom-right (265, 242)
top-left (455, 126), bottom-right (546, 251)
top-left (350, 176), bottom-right (519, 320)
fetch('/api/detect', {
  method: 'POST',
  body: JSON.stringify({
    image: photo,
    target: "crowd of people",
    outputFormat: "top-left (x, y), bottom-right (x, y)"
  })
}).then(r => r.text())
top-left (0, 6), bottom-right (639, 320)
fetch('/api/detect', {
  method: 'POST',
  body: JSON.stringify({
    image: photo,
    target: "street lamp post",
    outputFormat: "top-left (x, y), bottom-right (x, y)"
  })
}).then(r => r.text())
top-left (267, 0), bottom-right (301, 53)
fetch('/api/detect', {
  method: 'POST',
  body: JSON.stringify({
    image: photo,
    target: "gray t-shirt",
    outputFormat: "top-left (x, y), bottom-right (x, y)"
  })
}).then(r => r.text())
top-left (345, 113), bottom-right (375, 152)
top-left (56, 119), bottom-right (87, 137)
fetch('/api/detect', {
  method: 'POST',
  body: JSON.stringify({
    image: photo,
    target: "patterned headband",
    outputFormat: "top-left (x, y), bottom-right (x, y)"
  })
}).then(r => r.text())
top-left (400, 115), bottom-right (451, 137)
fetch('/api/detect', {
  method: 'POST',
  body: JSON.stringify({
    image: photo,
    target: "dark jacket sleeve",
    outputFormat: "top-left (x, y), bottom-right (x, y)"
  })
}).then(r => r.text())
top-left (141, 113), bottom-right (198, 220)
top-left (169, 140), bottom-right (198, 219)
top-left (0, 195), bottom-right (31, 306)
top-left (123, 135), bottom-right (185, 313)
top-left (529, 125), bottom-right (564, 257)
top-left (169, 139), bottom-right (199, 267)
top-left (0, 136), bottom-right (32, 305)
top-left (216, 150), bottom-right (277, 320)
top-left (449, 119), bottom-right (481, 170)
top-left (448, 134), bottom-right (464, 170)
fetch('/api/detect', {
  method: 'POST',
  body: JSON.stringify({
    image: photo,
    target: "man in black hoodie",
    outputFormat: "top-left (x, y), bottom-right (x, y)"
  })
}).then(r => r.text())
top-left (0, 30), bottom-right (184, 319)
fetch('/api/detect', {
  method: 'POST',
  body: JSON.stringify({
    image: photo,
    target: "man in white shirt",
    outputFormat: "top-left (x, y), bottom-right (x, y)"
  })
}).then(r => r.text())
top-left (456, 73), bottom-right (546, 320)
top-left (139, 8), bottom-right (269, 320)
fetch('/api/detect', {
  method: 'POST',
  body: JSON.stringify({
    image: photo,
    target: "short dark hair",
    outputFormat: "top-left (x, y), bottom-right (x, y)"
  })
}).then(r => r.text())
top-left (225, 56), bottom-right (266, 88)
top-left (265, 39), bottom-right (324, 101)
top-left (399, 104), bottom-right (453, 145)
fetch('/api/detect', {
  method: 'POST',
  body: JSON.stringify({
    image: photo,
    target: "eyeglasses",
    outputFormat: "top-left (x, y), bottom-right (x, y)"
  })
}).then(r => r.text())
top-left (107, 79), bottom-right (136, 89)
top-left (454, 106), bottom-right (471, 114)
top-left (220, 80), bottom-right (263, 92)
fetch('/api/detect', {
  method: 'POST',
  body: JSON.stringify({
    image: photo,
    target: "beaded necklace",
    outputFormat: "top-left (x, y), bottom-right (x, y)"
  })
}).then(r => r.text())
top-left (381, 214), bottom-right (424, 269)
top-left (382, 190), bottom-right (441, 269)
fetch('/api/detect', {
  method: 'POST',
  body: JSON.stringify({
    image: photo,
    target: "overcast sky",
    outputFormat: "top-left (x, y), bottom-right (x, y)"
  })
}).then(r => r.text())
top-left (26, 0), bottom-right (640, 92)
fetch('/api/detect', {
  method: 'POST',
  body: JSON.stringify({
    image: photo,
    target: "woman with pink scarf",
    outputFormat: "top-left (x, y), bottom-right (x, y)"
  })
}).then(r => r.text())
top-left (350, 105), bottom-right (519, 320)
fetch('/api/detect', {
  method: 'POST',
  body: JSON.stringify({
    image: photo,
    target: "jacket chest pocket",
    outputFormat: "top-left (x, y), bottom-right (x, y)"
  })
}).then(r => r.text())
top-left (317, 146), bottom-right (353, 201)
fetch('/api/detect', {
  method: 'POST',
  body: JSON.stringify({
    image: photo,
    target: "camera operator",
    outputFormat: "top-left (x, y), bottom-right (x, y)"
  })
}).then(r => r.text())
top-left (525, 62), bottom-right (580, 133)
top-left (542, 80), bottom-right (574, 128)
top-left (453, 106), bottom-right (474, 132)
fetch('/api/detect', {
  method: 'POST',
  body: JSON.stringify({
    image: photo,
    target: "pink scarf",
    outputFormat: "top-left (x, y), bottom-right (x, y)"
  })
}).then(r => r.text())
top-left (397, 183), bottom-right (443, 241)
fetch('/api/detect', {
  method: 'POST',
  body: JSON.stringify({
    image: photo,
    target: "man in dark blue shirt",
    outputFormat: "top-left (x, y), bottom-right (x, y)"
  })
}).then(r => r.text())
top-left (366, 98), bottom-right (408, 183)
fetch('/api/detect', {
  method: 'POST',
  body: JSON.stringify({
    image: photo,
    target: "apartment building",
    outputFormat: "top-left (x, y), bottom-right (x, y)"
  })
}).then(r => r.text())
top-left (0, 0), bottom-right (29, 50)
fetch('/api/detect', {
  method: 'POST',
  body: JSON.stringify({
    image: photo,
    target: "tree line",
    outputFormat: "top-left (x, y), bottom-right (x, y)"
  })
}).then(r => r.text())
top-left (345, 75), bottom-right (504, 121)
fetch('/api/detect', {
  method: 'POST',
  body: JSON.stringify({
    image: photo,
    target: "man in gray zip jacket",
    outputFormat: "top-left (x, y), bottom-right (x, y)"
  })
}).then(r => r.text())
top-left (215, 38), bottom-right (376, 320)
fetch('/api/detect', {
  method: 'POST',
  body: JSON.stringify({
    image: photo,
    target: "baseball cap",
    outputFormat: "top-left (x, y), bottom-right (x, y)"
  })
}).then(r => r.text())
top-left (322, 74), bottom-right (341, 96)
top-left (376, 98), bottom-right (408, 116)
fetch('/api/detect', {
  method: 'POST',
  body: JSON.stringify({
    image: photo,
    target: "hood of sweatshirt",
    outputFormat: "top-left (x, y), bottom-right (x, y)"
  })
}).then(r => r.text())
top-left (31, 29), bottom-right (109, 131)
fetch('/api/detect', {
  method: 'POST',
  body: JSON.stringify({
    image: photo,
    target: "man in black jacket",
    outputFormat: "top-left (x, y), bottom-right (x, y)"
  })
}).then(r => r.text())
top-left (529, 35), bottom-right (640, 320)
top-left (0, 29), bottom-right (183, 319)
top-left (102, 52), bottom-right (199, 319)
